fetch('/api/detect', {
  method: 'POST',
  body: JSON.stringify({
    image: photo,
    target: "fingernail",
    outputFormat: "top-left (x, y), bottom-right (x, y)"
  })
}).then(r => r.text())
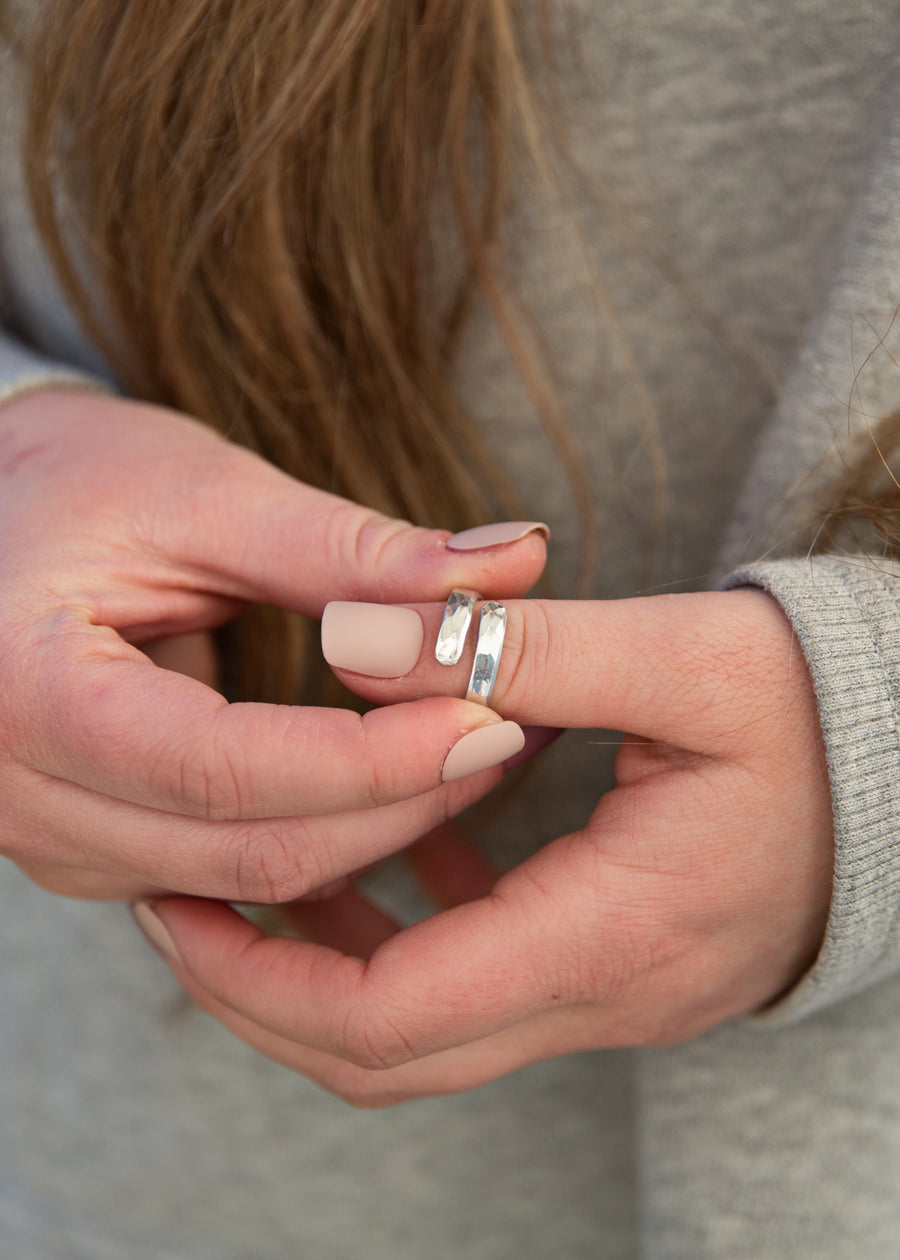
top-left (321, 602), bottom-right (424, 678)
top-left (442, 720), bottom-right (526, 782)
top-left (445, 521), bottom-right (550, 551)
top-left (131, 901), bottom-right (182, 966)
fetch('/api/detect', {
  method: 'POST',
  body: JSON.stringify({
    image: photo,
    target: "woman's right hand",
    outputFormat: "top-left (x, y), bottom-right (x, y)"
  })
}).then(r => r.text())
top-left (0, 388), bottom-right (546, 901)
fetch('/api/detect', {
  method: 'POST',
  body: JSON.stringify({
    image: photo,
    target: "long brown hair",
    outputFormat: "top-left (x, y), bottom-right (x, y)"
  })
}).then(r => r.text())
top-left (11, 0), bottom-right (562, 701)
top-left (19, 0), bottom-right (890, 689)
top-left (813, 414), bottom-right (900, 563)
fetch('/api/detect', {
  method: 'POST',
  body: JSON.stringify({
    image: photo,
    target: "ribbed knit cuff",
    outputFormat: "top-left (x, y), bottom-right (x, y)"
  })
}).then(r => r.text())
top-left (723, 555), bottom-right (900, 1024)
top-left (0, 330), bottom-right (114, 409)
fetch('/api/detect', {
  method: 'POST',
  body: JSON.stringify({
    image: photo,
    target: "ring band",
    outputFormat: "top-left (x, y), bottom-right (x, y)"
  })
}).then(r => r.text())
top-left (435, 589), bottom-right (481, 666)
top-left (465, 601), bottom-right (507, 705)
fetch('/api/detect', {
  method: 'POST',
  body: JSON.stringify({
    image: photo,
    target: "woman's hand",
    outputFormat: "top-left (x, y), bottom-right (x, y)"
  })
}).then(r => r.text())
top-left (135, 589), bottom-right (834, 1105)
top-left (0, 388), bottom-right (546, 901)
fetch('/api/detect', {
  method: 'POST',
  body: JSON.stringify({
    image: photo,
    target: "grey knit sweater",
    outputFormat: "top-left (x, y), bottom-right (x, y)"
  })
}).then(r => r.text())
top-left (3, 2), bottom-right (900, 1256)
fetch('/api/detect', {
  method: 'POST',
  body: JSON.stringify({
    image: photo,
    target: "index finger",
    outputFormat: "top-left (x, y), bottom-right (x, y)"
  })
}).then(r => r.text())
top-left (13, 616), bottom-right (523, 818)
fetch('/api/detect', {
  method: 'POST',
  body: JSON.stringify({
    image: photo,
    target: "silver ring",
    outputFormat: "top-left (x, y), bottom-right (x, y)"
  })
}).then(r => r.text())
top-left (465, 601), bottom-right (507, 705)
top-left (435, 589), bottom-right (481, 666)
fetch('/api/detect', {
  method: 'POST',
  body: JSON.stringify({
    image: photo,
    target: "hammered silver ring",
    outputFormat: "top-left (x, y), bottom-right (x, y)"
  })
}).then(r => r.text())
top-left (465, 601), bottom-right (507, 706)
top-left (435, 588), bottom-right (481, 666)
top-left (435, 590), bottom-right (507, 706)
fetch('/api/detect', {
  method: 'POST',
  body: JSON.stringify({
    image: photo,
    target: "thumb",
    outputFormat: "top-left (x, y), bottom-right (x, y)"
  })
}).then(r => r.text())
top-left (325, 589), bottom-right (806, 756)
top-left (173, 443), bottom-right (549, 615)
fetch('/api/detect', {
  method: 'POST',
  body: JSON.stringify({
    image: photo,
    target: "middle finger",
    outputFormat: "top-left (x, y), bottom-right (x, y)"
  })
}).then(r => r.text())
top-left (9, 764), bottom-right (501, 903)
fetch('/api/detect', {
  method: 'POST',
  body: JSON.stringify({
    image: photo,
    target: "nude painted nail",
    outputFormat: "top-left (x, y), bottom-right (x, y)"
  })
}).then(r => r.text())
top-left (445, 521), bottom-right (550, 551)
top-left (441, 721), bottom-right (526, 782)
top-left (132, 901), bottom-right (182, 966)
top-left (321, 602), bottom-right (424, 678)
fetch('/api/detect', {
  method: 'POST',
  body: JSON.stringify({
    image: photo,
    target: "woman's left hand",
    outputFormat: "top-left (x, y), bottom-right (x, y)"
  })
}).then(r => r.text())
top-left (133, 589), bottom-right (834, 1105)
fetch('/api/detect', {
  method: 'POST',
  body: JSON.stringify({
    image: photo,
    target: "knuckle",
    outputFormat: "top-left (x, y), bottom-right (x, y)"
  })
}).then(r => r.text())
top-left (174, 718), bottom-right (245, 821)
top-left (341, 997), bottom-right (417, 1072)
top-left (171, 754), bottom-right (218, 819)
top-left (222, 819), bottom-right (326, 903)
top-left (358, 714), bottom-right (404, 807)
top-left (339, 1032), bottom-right (399, 1073)
top-left (327, 504), bottom-right (408, 592)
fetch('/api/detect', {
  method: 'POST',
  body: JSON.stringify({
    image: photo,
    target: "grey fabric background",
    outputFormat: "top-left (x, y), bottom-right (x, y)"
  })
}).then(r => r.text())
top-left (3, 1), bottom-right (900, 1255)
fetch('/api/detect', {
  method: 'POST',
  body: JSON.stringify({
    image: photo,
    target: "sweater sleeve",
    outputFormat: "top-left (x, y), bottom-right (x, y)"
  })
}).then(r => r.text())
top-left (719, 555), bottom-right (900, 1023)
top-left (0, 324), bottom-right (112, 407)
top-left (715, 66), bottom-right (900, 1022)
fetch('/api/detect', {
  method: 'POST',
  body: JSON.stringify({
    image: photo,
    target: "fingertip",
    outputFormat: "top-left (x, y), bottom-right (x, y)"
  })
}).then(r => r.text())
top-left (131, 899), bottom-right (183, 966)
top-left (441, 720), bottom-right (526, 782)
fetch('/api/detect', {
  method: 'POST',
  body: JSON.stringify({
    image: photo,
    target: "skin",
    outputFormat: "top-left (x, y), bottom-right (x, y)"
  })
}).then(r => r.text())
top-left (141, 583), bottom-right (835, 1107)
top-left (0, 388), bottom-right (546, 902)
top-left (1, 388), bottom-right (834, 1107)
